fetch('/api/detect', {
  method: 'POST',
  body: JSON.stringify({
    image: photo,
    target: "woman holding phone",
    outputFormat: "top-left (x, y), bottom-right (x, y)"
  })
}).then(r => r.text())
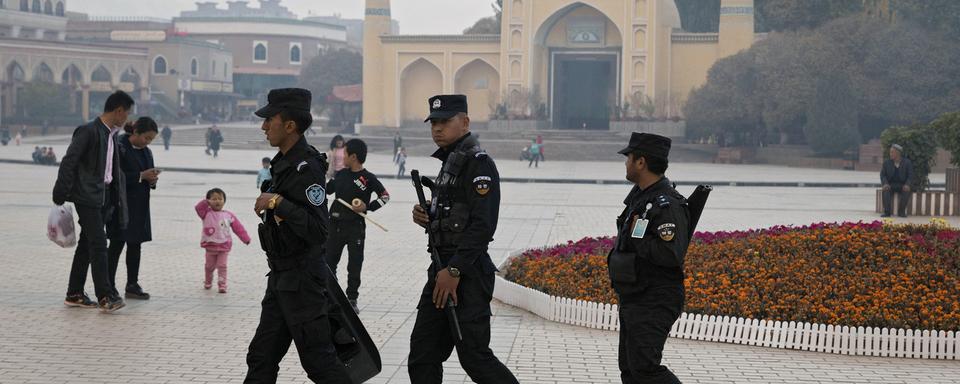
top-left (107, 117), bottom-right (161, 300)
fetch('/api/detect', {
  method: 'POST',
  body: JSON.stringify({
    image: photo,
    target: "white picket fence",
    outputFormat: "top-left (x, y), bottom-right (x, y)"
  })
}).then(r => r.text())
top-left (493, 255), bottom-right (959, 360)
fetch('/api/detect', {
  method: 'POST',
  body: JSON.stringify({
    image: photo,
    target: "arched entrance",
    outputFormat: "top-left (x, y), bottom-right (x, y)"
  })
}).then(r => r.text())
top-left (89, 65), bottom-right (113, 118)
top-left (4, 61), bottom-right (26, 117)
top-left (400, 58), bottom-right (443, 125)
top-left (533, 2), bottom-right (623, 130)
top-left (454, 59), bottom-right (500, 123)
top-left (61, 64), bottom-right (84, 115)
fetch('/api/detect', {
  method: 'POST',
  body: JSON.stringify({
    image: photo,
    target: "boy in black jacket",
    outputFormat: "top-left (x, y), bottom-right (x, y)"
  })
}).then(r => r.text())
top-left (325, 139), bottom-right (389, 313)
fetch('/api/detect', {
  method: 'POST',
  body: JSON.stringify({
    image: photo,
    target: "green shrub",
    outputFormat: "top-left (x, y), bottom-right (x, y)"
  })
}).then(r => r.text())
top-left (930, 112), bottom-right (960, 168)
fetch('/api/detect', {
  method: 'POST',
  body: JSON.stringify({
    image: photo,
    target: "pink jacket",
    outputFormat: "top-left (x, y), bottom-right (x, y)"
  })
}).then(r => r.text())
top-left (195, 200), bottom-right (251, 251)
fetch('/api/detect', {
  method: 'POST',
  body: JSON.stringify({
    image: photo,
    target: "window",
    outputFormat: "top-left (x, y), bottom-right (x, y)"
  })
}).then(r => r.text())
top-left (253, 41), bottom-right (267, 63)
top-left (31, 0), bottom-right (39, 13)
top-left (55, 1), bottom-right (63, 16)
top-left (153, 56), bottom-right (167, 75)
top-left (190, 58), bottom-right (198, 76)
top-left (20, 0), bottom-right (27, 11)
top-left (43, 0), bottom-right (51, 14)
top-left (289, 42), bottom-right (301, 64)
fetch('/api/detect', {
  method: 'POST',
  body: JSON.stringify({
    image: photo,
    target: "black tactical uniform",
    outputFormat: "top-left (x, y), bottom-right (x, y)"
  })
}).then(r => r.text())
top-left (325, 167), bottom-right (389, 302)
top-left (408, 95), bottom-right (518, 384)
top-left (609, 133), bottom-right (690, 384)
top-left (244, 89), bottom-right (350, 383)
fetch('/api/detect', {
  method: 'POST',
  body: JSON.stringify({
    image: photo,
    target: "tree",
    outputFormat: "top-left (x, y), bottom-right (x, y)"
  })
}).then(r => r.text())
top-left (755, 0), bottom-right (862, 32)
top-left (685, 15), bottom-right (960, 152)
top-left (464, 0), bottom-right (502, 34)
top-left (890, 0), bottom-right (960, 39)
top-left (803, 74), bottom-right (860, 156)
top-left (929, 112), bottom-right (960, 168)
top-left (298, 48), bottom-right (362, 119)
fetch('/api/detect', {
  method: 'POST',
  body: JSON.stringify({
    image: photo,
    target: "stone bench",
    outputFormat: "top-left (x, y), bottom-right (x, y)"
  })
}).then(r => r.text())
top-left (875, 189), bottom-right (960, 216)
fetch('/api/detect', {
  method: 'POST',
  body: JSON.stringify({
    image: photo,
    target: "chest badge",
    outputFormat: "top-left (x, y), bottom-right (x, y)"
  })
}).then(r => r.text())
top-left (305, 184), bottom-right (326, 206)
top-left (658, 223), bottom-right (676, 242)
top-left (473, 175), bottom-right (492, 196)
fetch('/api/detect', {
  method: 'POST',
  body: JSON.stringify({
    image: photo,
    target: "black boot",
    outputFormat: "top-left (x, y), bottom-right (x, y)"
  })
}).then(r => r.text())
top-left (125, 283), bottom-right (150, 300)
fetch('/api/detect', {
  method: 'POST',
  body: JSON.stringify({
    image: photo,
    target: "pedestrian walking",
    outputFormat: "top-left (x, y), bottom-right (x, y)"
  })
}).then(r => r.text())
top-left (161, 125), bottom-right (172, 151)
top-left (397, 147), bottom-right (407, 177)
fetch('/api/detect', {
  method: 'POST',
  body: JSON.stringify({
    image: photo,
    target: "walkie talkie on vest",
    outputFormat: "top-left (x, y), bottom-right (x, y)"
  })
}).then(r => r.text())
top-left (411, 169), bottom-right (464, 344)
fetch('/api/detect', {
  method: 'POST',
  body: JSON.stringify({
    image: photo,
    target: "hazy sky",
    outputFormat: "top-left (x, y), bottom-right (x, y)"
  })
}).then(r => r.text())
top-left (68, 0), bottom-right (496, 35)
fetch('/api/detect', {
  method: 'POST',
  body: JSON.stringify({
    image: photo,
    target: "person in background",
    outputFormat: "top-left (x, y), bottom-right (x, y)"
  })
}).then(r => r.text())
top-left (256, 157), bottom-right (272, 190)
top-left (393, 131), bottom-right (403, 163)
top-left (14, 130), bottom-right (22, 146)
top-left (881, 143), bottom-right (914, 218)
top-left (107, 117), bottom-right (160, 300)
top-left (209, 125), bottom-right (223, 158)
top-left (52, 90), bottom-right (134, 313)
top-left (536, 134), bottom-right (545, 162)
top-left (528, 138), bottom-right (541, 168)
top-left (43, 147), bottom-right (58, 165)
top-left (195, 188), bottom-right (250, 293)
top-left (397, 147), bottom-right (407, 177)
top-left (325, 139), bottom-right (390, 313)
top-left (161, 125), bottom-right (172, 151)
top-left (327, 134), bottom-right (346, 178)
top-left (32, 146), bottom-right (42, 163)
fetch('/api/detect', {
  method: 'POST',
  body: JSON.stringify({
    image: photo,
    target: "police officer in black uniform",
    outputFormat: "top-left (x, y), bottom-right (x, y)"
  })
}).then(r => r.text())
top-left (409, 95), bottom-right (519, 384)
top-left (244, 88), bottom-right (350, 383)
top-left (609, 133), bottom-right (690, 384)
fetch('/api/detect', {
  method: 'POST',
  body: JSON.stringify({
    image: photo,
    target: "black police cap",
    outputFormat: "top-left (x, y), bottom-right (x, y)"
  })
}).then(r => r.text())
top-left (618, 132), bottom-right (672, 159)
top-left (424, 94), bottom-right (468, 122)
top-left (255, 88), bottom-right (312, 118)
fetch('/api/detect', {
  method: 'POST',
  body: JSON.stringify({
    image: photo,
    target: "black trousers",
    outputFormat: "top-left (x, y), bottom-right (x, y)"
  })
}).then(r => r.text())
top-left (162, 138), bottom-right (170, 150)
top-left (245, 268), bottom-right (350, 383)
top-left (68, 203), bottom-right (114, 300)
top-left (325, 220), bottom-right (365, 300)
top-left (108, 240), bottom-right (142, 289)
top-left (882, 184), bottom-right (910, 216)
top-left (618, 285), bottom-right (684, 384)
top-left (408, 269), bottom-right (518, 384)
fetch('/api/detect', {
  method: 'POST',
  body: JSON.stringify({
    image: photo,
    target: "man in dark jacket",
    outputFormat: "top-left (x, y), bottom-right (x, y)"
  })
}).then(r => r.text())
top-left (52, 90), bottom-right (133, 313)
top-left (610, 133), bottom-right (690, 384)
top-left (880, 144), bottom-right (914, 217)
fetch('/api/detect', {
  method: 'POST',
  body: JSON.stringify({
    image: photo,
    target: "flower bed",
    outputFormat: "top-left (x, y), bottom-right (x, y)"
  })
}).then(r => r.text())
top-left (502, 220), bottom-right (960, 331)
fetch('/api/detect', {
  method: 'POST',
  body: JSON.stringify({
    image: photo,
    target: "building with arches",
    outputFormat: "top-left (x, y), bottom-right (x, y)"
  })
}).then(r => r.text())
top-left (362, 0), bottom-right (756, 131)
top-left (67, 17), bottom-right (236, 121)
top-left (173, 0), bottom-right (348, 116)
top-left (0, 0), bottom-right (149, 123)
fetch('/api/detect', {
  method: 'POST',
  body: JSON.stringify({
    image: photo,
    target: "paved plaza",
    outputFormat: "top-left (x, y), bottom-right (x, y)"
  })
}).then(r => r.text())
top-left (0, 141), bottom-right (958, 383)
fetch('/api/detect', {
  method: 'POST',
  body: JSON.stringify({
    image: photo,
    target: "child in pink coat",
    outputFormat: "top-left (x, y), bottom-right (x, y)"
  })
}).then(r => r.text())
top-left (195, 188), bottom-right (250, 293)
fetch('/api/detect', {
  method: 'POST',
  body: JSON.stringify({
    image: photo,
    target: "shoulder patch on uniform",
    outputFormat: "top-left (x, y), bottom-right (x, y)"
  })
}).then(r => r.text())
top-left (475, 151), bottom-right (488, 158)
top-left (656, 195), bottom-right (671, 208)
top-left (658, 223), bottom-right (676, 241)
top-left (305, 184), bottom-right (325, 206)
top-left (297, 161), bottom-right (309, 172)
top-left (473, 175), bottom-right (492, 196)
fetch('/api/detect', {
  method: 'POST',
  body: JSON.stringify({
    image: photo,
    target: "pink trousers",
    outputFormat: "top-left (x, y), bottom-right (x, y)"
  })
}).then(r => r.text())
top-left (204, 249), bottom-right (229, 289)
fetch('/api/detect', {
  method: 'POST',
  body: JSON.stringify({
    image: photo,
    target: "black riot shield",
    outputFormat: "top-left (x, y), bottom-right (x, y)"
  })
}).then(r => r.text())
top-left (325, 269), bottom-right (382, 383)
top-left (686, 185), bottom-right (712, 237)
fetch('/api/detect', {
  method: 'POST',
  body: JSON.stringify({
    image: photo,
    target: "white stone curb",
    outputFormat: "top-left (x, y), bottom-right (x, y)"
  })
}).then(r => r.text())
top-left (493, 249), bottom-right (959, 360)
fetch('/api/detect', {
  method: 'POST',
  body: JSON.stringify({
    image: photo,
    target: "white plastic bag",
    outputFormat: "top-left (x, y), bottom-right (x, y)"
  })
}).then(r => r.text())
top-left (47, 205), bottom-right (77, 248)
